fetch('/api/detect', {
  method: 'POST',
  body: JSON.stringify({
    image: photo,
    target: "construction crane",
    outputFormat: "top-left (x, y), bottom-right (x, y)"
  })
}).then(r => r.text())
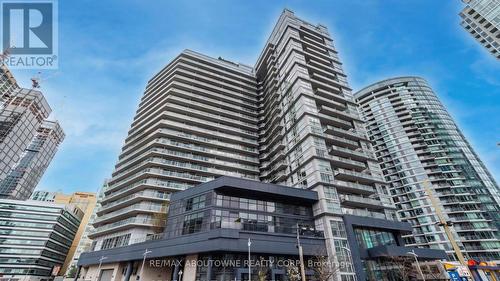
top-left (422, 179), bottom-right (473, 278)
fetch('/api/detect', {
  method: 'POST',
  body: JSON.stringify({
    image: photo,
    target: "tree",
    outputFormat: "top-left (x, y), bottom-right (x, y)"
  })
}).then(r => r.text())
top-left (66, 265), bottom-right (77, 278)
top-left (377, 256), bottom-right (414, 281)
top-left (256, 256), bottom-right (269, 281)
top-left (285, 261), bottom-right (301, 281)
top-left (311, 249), bottom-right (339, 281)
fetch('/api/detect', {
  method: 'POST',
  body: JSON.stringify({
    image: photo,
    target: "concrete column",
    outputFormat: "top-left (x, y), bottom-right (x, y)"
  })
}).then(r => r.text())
top-left (182, 254), bottom-right (198, 281)
top-left (124, 262), bottom-right (134, 281)
top-left (73, 266), bottom-right (81, 281)
top-left (206, 255), bottom-right (212, 281)
top-left (173, 262), bottom-right (180, 281)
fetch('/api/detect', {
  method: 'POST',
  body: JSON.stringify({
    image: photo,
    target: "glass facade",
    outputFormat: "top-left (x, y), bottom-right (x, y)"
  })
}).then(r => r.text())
top-left (0, 199), bottom-right (82, 278)
top-left (460, 0), bottom-right (500, 59)
top-left (0, 85), bottom-right (61, 200)
top-left (195, 253), bottom-right (318, 281)
top-left (355, 77), bottom-right (500, 262)
top-left (165, 190), bottom-right (322, 239)
top-left (354, 227), bottom-right (397, 249)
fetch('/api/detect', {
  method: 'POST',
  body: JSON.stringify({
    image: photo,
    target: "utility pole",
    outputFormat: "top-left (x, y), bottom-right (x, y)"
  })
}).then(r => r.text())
top-left (139, 249), bottom-right (152, 280)
top-left (407, 250), bottom-right (426, 281)
top-left (296, 224), bottom-right (306, 281)
top-left (422, 180), bottom-right (473, 277)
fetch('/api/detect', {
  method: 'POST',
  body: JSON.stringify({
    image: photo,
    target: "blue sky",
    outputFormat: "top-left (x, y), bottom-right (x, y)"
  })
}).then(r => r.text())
top-left (10, 0), bottom-right (500, 194)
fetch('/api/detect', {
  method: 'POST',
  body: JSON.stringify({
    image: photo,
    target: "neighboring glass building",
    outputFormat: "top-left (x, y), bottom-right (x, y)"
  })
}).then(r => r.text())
top-left (0, 199), bottom-right (83, 280)
top-left (85, 10), bottom-right (445, 281)
top-left (0, 120), bottom-right (65, 200)
top-left (460, 0), bottom-right (500, 59)
top-left (0, 88), bottom-right (52, 198)
top-left (30, 190), bottom-right (98, 276)
top-left (0, 65), bottom-right (64, 200)
top-left (355, 76), bottom-right (500, 262)
top-left (0, 65), bottom-right (19, 98)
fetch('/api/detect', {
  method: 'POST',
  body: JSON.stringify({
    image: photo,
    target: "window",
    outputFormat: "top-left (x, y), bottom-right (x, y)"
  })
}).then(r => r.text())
top-left (182, 212), bottom-right (205, 234)
top-left (101, 234), bottom-right (131, 250)
top-left (185, 194), bottom-right (207, 211)
top-left (330, 221), bottom-right (346, 237)
top-left (354, 227), bottom-right (397, 249)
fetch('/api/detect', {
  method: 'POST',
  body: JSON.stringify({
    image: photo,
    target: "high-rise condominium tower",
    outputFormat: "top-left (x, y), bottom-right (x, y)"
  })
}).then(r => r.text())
top-left (0, 120), bottom-right (65, 199)
top-left (0, 88), bottom-right (52, 198)
top-left (460, 0), bottom-right (500, 59)
top-left (90, 10), bottom-right (442, 280)
top-left (89, 50), bottom-right (261, 251)
top-left (0, 65), bottom-right (64, 200)
top-left (355, 76), bottom-right (500, 262)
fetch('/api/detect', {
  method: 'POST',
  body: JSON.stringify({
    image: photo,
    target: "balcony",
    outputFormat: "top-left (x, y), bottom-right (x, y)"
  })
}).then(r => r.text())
top-left (329, 155), bottom-right (366, 171)
top-left (325, 126), bottom-right (368, 141)
top-left (89, 217), bottom-right (164, 238)
top-left (314, 93), bottom-right (347, 110)
top-left (314, 87), bottom-right (352, 106)
top-left (260, 160), bottom-right (288, 178)
top-left (99, 190), bottom-right (170, 214)
top-left (318, 105), bottom-right (362, 122)
top-left (325, 134), bottom-right (360, 149)
top-left (329, 145), bottom-right (374, 161)
top-left (332, 180), bottom-right (376, 195)
top-left (94, 203), bottom-right (166, 226)
top-left (342, 208), bottom-right (388, 220)
top-left (335, 168), bottom-right (385, 184)
top-left (105, 177), bottom-right (195, 200)
top-left (318, 113), bottom-right (352, 129)
top-left (340, 195), bottom-right (385, 210)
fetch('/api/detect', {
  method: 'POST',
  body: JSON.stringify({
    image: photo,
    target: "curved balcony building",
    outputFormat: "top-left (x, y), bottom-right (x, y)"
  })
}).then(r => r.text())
top-left (355, 76), bottom-right (500, 262)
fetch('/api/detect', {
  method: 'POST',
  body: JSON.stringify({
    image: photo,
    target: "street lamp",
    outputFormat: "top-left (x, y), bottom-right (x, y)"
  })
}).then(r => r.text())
top-left (247, 238), bottom-right (252, 281)
top-left (296, 224), bottom-right (306, 281)
top-left (138, 249), bottom-right (152, 280)
top-left (341, 246), bottom-right (351, 253)
top-left (406, 250), bottom-right (426, 281)
top-left (178, 270), bottom-right (183, 281)
top-left (96, 256), bottom-right (107, 281)
top-left (340, 247), bottom-right (353, 271)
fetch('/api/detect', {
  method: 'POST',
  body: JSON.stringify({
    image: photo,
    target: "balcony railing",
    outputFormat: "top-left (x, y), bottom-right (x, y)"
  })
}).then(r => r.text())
top-left (340, 195), bottom-right (385, 210)
top-left (91, 217), bottom-right (164, 237)
top-left (335, 168), bottom-right (384, 183)
top-left (342, 208), bottom-right (389, 220)
top-left (99, 190), bottom-right (170, 213)
top-left (333, 180), bottom-right (376, 194)
top-left (94, 203), bottom-right (165, 225)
